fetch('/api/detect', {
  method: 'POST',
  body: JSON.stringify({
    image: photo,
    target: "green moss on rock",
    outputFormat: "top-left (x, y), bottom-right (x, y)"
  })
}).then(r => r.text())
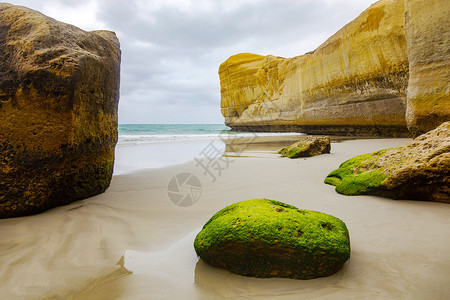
top-left (279, 136), bottom-right (330, 158)
top-left (194, 199), bottom-right (350, 279)
top-left (324, 151), bottom-right (388, 195)
top-left (324, 122), bottom-right (450, 202)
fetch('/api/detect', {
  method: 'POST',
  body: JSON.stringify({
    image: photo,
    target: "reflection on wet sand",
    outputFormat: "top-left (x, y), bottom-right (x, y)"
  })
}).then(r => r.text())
top-left (223, 135), bottom-right (374, 153)
top-left (1, 137), bottom-right (449, 299)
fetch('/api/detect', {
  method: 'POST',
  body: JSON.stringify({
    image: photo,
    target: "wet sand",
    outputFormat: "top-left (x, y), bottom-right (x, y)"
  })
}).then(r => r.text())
top-left (1, 137), bottom-right (449, 299)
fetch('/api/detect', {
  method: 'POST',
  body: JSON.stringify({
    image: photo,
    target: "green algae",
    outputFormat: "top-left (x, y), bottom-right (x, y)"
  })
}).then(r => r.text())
top-left (279, 137), bottom-right (331, 159)
top-left (194, 199), bottom-right (350, 279)
top-left (279, 143), bottom-right (308, 158)
top-left (324, 150), bottom-right (388, 195)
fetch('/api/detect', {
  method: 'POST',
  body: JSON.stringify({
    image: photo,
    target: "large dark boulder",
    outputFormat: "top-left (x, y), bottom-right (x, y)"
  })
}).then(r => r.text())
top-left (0, 3), bottom-right (121, 218)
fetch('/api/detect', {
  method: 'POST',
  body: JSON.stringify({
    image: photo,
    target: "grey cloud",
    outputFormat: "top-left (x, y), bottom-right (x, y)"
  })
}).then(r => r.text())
top-left (9, 0), bottom-right (376, 124)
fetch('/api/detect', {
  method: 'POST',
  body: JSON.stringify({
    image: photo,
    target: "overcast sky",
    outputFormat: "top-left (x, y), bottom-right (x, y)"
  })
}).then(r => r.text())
top-left (11, 0), bottom-right (375, 124)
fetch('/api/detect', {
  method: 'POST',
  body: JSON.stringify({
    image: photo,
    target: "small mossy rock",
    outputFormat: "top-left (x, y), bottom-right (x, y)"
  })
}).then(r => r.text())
top-left (325, 122), bottom-right (450, 203)
top-left (194, 199), bottom-right (350, 279)
top-left (279, 136), bottom-right (330, 158)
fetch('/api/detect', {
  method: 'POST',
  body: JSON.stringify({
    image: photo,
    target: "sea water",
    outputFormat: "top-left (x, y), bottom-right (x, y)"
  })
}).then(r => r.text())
top-left (117, 124), bottom-right (298, 145)
top-left (114, 124), bottom-right (303, 174)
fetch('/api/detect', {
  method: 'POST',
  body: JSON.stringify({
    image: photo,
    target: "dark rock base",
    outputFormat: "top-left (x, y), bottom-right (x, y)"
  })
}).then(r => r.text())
top-left (227, 124), bottom-right (411, 137)
top-left (0, 139), bottom-right (115, 218)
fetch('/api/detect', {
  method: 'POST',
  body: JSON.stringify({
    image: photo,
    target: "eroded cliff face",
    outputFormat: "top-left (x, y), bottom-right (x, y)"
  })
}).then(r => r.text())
top-left (404, 0), bottom-right (450, 135)
top-left (220, 0), bottom-right (409, 136)
top-left (0, 4), bottom-right (121, 218)
top-left (219, 0), bottom-right (449, 136)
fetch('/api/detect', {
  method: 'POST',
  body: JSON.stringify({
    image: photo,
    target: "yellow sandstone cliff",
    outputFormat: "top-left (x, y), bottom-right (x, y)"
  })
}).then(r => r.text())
top-left (404, 0), bottom-right (450, 135)
top-left (220, 0), bottom-right (449, 136)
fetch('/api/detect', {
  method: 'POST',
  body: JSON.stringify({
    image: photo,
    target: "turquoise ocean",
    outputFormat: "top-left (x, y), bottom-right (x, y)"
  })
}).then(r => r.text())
top-left (118, 124), bottom-right (302, 145)
top-left (115, 124), bottom-right (303, 174)
top-left (118, 124), bottom-right (231, 144)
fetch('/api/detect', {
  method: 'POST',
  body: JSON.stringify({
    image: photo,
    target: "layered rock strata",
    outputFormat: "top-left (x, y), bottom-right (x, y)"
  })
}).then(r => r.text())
top-left (0, 4), bottom-right (121, 218)
top-left (220, 0), bottom-right (449, 136)
top-left (404, 0), bottom-right (450, 135)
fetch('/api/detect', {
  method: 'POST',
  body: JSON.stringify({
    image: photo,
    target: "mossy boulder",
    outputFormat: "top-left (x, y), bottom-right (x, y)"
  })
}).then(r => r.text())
top-left (279, 136), bottom-right (330, 158)
top-left (194, 199), bottom-right (350, 279)
top-left (325, 122), bottom-right (450, 202)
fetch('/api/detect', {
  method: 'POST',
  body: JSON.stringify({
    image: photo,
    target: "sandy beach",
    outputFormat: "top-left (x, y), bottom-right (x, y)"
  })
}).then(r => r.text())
top-left (0, 137), bottom-right (449, 299)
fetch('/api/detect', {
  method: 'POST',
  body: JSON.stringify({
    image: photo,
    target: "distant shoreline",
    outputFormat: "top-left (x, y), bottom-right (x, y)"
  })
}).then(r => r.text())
top-left (114, 124), bottom-right (404, 174)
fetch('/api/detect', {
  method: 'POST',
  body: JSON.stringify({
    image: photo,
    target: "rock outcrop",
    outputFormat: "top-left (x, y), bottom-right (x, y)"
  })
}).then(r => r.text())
top-left (279, 136), bottom-right (330, 158)
top-left (194, 199), bottom-right (350, 279)
top-left (324, 122), bottom-right (449, 203)
top-left (220, 0), bottom-right (449, 136)
top-left (404, 0), bottom-right (450, 135)
top-left (0, 4), bottom-right (121, 218)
